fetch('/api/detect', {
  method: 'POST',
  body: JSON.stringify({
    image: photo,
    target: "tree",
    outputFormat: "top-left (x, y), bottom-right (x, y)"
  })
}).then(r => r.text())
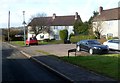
top-left (73, 20), bottom-right (82, 35)
top-left (73, 21), bottom-right (89, 35)
top-left (93, 21), bottom-right (104, 39)
top-left (2, 28), bottom-right (23, 41)
top-left (29, 13), bottom-right (48, 37)
top-left (88, 11), bottom-right (99, 35)
top-left (88, 11), bottom-right (99, 24)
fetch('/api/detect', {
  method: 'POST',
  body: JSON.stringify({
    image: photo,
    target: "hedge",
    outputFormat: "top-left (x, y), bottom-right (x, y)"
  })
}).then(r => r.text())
top-left (70, 35), bottom-right (96, 43)
top-left (59, 29), bottom-right (68, 42)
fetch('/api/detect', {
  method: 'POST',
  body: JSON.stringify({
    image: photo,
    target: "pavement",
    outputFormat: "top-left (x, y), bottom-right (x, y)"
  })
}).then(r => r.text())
top-left (8, 43), bottom-right (118, 82)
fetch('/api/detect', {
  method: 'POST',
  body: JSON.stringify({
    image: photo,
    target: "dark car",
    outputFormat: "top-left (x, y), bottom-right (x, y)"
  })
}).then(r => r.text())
top-left (76, 40), bottom-right (109, 54)
top-left (26, 37), bottom-right (38, 45)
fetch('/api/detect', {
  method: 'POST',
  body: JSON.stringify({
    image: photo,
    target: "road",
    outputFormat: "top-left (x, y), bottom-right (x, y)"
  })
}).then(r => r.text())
top-left (2, 43), bottom-right (68, 82)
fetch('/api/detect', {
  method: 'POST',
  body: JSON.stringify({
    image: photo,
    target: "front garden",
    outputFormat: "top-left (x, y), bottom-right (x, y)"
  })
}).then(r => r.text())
top-left (61, 54), bottom-right (120, 80)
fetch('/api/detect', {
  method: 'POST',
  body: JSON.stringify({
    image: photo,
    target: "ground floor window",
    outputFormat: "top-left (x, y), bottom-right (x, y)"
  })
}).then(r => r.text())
top-left (54, 35), bottom-right (59, 40)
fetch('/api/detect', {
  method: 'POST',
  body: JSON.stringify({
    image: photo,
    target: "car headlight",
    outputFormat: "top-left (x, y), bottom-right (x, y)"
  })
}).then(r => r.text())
top-left (106, 45), bottom-right (109, 49)
top-left (93, 47), bottom-right (101, 50)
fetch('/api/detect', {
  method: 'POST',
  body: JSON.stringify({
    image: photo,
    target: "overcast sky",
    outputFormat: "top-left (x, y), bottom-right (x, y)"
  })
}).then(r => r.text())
top-left (0, 0), bottom-right (119, 28)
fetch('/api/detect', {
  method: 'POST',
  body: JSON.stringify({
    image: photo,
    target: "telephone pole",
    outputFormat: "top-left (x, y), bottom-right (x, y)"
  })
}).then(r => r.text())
top-left (8, 11), bottom-right (10, 42)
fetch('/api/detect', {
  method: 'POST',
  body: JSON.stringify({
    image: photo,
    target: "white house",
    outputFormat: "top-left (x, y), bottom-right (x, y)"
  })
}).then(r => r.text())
top-left (93, 6), bottom-right (120, 39)
top-left (27, 12), bottom-right (82, 40)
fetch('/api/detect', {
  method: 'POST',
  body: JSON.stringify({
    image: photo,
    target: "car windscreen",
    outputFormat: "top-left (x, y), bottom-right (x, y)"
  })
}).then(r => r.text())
top-left (109, 40), bottom-right (120, 44)
top-left (88, 40), bottom-right (101, 45)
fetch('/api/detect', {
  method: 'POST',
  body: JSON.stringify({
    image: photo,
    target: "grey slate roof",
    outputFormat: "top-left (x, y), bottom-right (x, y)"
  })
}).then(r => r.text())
top-left (28, 15), bottom-right (82, 26)
top-left (93, 7), bottom-right (120, 21)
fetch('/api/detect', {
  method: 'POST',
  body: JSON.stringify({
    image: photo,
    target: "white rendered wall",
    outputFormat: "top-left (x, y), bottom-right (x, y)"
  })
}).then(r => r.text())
top-left (93, 20), bottom-right (118, 37)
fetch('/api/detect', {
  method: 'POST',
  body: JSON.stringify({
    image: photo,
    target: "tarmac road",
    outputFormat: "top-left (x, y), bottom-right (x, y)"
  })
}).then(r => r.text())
top-left (2, 43), bottom-right (68, 82)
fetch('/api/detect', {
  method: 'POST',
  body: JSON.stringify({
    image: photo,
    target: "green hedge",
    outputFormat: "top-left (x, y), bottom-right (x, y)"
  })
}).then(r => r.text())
top-left (59, 29), bottom-right (68, 41)
top-left (70, 35), bottom-right (96, 43)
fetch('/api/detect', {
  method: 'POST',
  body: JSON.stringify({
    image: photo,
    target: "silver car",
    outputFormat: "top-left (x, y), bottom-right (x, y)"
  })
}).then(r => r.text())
top-left (103, 39), bottom-right (120, 50)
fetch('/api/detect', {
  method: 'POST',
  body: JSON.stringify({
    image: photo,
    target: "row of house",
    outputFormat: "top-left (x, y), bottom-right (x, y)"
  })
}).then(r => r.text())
top-left (27, 6), bottom-right (120, 40)
top-left (27, 12), bottom-right (82, 40)
top-left (93, 6), bottom-right (120, 38)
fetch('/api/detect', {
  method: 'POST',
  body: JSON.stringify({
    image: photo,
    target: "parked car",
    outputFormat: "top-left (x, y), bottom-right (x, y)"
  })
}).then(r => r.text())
top-left (76, 40), bottom-right (109, 54)
top-left (103, 39), bottom-right (120, 51)
top-left (26, 37), bottom-right (38, 45)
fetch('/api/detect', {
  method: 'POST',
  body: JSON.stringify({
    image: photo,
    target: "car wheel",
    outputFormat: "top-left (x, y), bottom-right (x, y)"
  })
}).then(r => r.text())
top-left (77, 46), bottom-right (81, 51)
top-left (36, 43), bottom-right (38, 45)
top-left (89, 48), bottom-right (94, 55)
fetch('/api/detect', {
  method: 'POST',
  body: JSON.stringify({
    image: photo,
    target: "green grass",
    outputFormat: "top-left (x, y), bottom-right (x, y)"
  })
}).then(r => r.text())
top-left (10, 40), bottom-right (63, 46)
top-left (38, 41), bottom-right (49, 45)
top-left (38, 40), bottom-right (63, 44)
top-left (61, 54), bottom-right (120, 80)
top-left (10, 41), bottom-right (25, 46)
top-left (49, 40), bottom-right (63, 44)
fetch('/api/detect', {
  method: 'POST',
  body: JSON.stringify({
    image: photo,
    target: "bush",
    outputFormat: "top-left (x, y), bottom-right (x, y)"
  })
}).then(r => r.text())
top-left (70, 35), bottom-right (96, 43)
top-left (11, 37), bottom-right (23, 41)
top-left (113, 37), bottom-right (119, 39)
top-left (69, 33), bottom-right (75, 40)
top-left (59, 29), bottom-right (68, 42)
top-left (107, 36), bottom-right (113, 40)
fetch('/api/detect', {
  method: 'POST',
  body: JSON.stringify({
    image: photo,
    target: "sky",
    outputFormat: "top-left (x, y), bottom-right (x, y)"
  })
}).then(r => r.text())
top-left (0, 0), bottom-right (120, 28)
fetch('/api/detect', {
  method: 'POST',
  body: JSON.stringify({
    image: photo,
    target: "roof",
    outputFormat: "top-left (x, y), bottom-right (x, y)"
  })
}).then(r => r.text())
top-left (93, 7), bottom-right (120, 21)
top-left (28, 15), bottom-right (82, 26)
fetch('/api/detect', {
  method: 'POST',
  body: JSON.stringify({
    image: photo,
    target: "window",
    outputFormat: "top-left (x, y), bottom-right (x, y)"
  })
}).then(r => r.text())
top-left (40, 35), bottom-right (44, 38)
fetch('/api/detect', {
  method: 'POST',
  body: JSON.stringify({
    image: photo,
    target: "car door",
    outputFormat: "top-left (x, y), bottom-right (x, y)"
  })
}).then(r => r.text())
top-left (112, 40), bottom-right (119, 50)
top-left (81, 41), bottom-right (89, 51)
top-left (80, 41), bottom-right (86, 50)
top-left (108, 40), bottom-right (118, 50)
top-left (107, 40), bottom-right (114, 49)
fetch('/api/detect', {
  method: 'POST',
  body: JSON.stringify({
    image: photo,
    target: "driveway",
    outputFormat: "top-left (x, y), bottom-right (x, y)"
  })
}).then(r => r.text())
top-left (22, 44), bottom-right (120, 57)
top-left (23, 44), bottom-right (76, 57)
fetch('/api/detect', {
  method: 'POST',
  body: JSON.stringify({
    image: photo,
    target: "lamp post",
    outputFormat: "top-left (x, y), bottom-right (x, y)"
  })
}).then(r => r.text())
top-left (22, 11), bottom-right (26, 45)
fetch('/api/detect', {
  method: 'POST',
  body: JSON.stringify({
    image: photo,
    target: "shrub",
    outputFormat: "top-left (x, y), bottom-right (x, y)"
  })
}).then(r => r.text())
top-left (107, 36), bottom-right (113, 40)
top-left (59, 29), bottom-right (68, 42)
top-left (113, 37), bottom-right (119, 39)
top-left (69, 33), bottom-right (75, 40)
top-left (70, 35), bottom-right (96, 43)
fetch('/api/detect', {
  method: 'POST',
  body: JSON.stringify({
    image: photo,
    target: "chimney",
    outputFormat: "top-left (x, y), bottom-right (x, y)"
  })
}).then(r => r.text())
top-left (52, 13), bottom-right (56, 20)
top-left (99, 6), bottom-right (103, 15)
top-left (75, 12), bottom-right (78, 20)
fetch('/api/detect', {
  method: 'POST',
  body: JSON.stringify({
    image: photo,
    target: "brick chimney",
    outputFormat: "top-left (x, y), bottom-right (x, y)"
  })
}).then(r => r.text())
top-left (99, 6), bottom-right (103, 15)
top-left (52, 13), bottom-right (56, 20)
top-left (75, 12), bottom-right (78, 20)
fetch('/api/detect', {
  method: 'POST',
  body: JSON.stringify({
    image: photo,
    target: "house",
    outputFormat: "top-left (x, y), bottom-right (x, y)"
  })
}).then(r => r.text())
top-left (93, 6), bottom-right (120, 39)
top-left (27, 12), bottom-right (82, 40)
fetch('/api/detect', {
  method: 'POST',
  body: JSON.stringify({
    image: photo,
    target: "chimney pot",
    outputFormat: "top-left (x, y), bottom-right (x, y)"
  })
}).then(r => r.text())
top-left (99, 6), bottom-right (103, 15)
top-left (52, 13), bottom-right (56, 20)
top-left (75, 12), bottom-right (78, 20)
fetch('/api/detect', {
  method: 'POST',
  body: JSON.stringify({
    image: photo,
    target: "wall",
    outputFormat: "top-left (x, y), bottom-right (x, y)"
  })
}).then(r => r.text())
top-left (93, 20), bottom-right (118, 38)
top-left (51, 26), bottom-right (74, 40)
top-left (27, 26), bottom-right (74, 40)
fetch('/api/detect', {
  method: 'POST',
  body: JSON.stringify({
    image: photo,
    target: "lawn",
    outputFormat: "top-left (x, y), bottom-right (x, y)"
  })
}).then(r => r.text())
top-left (61, 54), bottom-right (120, 80)
top-left (38, 40), bottom-right (63, 44)
top-left (10, 41), bottom-right (25, 46)
top-left (10, 40), bottom-right (63, 46)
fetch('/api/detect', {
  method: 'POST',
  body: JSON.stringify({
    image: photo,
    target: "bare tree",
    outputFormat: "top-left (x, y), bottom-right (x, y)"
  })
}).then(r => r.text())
top-left (29, 13), bottom-right (49, 37)
top-left (93, 21), bottom-right (104, 39)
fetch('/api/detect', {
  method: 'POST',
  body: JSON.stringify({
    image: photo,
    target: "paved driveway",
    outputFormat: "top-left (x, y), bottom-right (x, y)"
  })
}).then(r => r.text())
top-left (23, 44), bottom-right (120, 57)
top-left (23, 44), bottom-right (76, 57)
